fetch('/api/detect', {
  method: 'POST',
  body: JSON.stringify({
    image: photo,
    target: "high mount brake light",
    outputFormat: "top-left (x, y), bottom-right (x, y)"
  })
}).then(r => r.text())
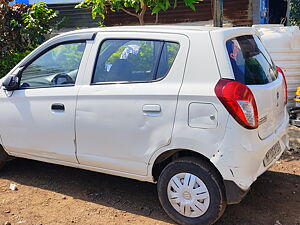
top-left (215, 79), bottom-right (259, 129)
top-left (276, 66), bottom-right (288, 105)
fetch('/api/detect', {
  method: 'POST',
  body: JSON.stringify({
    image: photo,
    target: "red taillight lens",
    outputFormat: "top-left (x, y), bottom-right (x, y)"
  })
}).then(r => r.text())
top-left (215, 79), bottom-right (259, 129)
top-left (276, 66), bottom-right (288, 105)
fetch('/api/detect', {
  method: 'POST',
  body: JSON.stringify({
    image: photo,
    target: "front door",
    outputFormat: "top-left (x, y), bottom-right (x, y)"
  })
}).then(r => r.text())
top-left (0, 41), bottom-right (87, 163)
top-left (76, 32), bottom-right (189, 175)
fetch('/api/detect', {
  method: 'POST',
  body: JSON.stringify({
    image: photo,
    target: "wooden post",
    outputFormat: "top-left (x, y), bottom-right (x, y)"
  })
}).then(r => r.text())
top-left (213, 0), bottom-right (223, 27)
top-left (286, 0), bottom-right (290, 25)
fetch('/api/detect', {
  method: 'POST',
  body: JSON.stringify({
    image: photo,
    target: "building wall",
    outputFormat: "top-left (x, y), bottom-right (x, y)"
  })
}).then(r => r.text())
top-left (48, 0), bottom-right (257, 28)
top-left (252, 0), bottom-right (261, 24)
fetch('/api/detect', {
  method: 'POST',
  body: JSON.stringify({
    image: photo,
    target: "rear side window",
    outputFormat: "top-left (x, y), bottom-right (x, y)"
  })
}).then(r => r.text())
top-left (226, 35), bottom-right (277, 85)
top-left (92, 39), bottom-right (180, 83)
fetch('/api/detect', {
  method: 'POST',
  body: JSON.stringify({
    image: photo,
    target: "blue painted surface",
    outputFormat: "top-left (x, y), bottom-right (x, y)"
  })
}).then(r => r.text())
top-left (11, 0), bottom-right (80, 4)
top-left (260, 0), bottom-right (269, 24)
top-left (18, 0), bottom-right (29, 3)
top-left (10, 0), bottom-right (29, 4)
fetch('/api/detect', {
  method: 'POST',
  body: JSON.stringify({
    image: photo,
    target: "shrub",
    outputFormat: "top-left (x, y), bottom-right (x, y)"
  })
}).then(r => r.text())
top-left (0, 50), bottom-right (32, 78)
top-left (290, 0), bottom-right (300, 26)
top-left (0, 1), bottom-right (58, 77)
top-left (22, 2), bottom-right (58, 45)
top-left (0, 1), bottom-right (30, 57)
top-left (76, 0), bottom-right (202, 25)
top-left (0, 1), bottom-right (58, 56)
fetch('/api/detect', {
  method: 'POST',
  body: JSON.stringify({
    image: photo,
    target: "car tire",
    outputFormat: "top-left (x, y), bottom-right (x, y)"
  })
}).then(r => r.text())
top-left (157, 157), bottom-right (226, 225)
top-left (0, 146), bottom-right (8, 170)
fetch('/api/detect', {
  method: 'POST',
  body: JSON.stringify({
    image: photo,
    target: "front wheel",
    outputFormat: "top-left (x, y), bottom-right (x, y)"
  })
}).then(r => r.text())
top-left (0, 146), bottom-right (8, 170)
top-left (157, 157), bottom-right (226, 225)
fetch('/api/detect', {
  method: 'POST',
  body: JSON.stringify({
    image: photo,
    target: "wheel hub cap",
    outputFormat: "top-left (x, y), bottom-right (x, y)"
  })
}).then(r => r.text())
top-left (183, 191), bottom-right (192, 200)
top-left (167, 172), bottom-right (210, 218)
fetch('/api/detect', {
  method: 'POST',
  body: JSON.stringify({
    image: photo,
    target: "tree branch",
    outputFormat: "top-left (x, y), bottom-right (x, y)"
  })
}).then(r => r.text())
top-left (121, 8), bottom-right (139, 18)
top-left (106, 0), bottom-right (138, 18)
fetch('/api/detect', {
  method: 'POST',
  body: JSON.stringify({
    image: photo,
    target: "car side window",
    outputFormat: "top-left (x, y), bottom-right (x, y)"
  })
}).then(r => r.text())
top-left (157, 42), bottom-right (180, 79)
top-left (226, 35), bottom-right (277, 85)
top-left (92, 39), bottom-right (180, 83)
top-left (20, 42), bottom-right (86, 89)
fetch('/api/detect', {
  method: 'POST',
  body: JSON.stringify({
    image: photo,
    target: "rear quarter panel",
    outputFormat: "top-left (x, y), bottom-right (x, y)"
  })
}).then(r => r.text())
top-left (149, 31), bottom-right (230, 175)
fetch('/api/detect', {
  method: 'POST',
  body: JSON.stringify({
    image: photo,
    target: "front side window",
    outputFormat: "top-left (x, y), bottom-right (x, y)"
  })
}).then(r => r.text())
top-left (92, 39), bottom-right (180, 83)
top-left (20, 42), bottom-right (86, 89)
top-left (226, 35), bottom-right (277, 85)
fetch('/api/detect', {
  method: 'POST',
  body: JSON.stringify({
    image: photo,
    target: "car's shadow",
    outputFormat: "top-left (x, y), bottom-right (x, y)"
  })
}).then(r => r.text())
top-left (1, 158), bottom-right (299, 225)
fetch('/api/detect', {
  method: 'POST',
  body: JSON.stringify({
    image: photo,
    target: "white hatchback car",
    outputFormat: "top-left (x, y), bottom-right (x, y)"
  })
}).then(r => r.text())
top-left (0, 26), bottom-right (289, 225)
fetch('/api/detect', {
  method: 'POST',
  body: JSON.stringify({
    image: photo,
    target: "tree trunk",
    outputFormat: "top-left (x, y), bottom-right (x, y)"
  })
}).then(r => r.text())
top-left (155, 13), bottom-right (159, 24)
top-left (138, 16), bottom-right (145, 25)
top-left (138, 0), bottom-right (147, 25)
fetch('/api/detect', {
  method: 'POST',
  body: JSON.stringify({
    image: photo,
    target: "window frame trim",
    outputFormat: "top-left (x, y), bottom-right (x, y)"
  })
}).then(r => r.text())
top-left (90, 38), bottom-right (180, 86)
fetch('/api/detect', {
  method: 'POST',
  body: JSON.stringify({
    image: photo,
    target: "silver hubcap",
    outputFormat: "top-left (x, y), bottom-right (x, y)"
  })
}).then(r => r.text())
top-left (167, 173), bottom-right (210, 218)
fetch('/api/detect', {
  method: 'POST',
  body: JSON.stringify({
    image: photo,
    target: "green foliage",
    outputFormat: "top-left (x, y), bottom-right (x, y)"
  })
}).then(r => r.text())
top-left (22, 2), bottom-right (58, 45)
top-left (75, 0), bottom-right (202, 25)
top-left (0, 1), bottom-right (58, 76)
top-left (0, 50), bottom-right (33, 78)
top-left (290, 0), bottom-right (300, 26)
top-left (0, 1), bottom-right (58, 57)
top-left (0, 1), bottom-right (30, 57)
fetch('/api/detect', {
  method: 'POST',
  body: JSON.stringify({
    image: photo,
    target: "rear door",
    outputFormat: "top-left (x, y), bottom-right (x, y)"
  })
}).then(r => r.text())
top-left (75, 32), bottom-right (189, 176)
top-left (225, 34), bottom-right (286, 139)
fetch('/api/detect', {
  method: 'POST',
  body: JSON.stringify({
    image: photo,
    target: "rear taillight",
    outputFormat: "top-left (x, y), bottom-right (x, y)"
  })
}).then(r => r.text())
top-left (276, 66), bottom-right (288, 105)
top-left (215, 79), bottom-right (259, 129)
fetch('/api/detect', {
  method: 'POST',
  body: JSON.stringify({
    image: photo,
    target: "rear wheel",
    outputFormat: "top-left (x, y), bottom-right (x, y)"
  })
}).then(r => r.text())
top-left (157, 157), bottom-right (226, 225)
top-left (0, 146), bottom-right (8, 170)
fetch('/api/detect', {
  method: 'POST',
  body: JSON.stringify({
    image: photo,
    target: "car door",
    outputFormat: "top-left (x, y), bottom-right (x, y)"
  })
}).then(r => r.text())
top-left (76, 32), bottom-right (189, 176)
top-left (0, 41), bottom-right (87, 163)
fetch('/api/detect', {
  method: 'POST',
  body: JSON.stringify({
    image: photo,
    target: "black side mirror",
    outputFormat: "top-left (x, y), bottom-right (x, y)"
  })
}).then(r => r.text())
top-left (2, 67), bottom-right (23, 91)
top-left (2, 75), bottom-right (19, 91)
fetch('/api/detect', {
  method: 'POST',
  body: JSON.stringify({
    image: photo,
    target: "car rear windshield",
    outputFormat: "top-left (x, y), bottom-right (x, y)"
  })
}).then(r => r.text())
top-left (226, 35), bottom-right (278, 85)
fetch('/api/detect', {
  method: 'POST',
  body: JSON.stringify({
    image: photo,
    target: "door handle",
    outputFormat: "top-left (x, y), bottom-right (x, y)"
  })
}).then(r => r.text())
top-left (51, 103), bottom-right (65, 111)
top-left (143, 105), bottom-right (161, 117)
top-left (143, 104), bottom-right (161, 112)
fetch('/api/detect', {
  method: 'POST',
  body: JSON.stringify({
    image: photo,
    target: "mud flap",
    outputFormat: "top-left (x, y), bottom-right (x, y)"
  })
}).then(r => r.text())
top-left (224, 180), bottom-right (249, 204)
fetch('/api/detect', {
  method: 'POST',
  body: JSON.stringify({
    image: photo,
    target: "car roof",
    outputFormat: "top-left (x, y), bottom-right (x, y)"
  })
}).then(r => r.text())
top-left (58, 25), bottom-right (255, 37)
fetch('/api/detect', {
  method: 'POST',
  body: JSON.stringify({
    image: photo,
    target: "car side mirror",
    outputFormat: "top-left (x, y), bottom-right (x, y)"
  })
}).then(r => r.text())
top-left (2, 75), bottom-right (19, 91)
top-left (2, 67), bottom-right (22, 91)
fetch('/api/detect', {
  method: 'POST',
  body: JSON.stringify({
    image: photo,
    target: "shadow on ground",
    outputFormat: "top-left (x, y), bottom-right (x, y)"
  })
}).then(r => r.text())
top-left (0, 158), bottom-right (299, 225)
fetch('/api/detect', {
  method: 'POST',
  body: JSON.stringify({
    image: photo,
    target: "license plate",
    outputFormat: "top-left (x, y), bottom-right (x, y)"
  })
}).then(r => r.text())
top-left (263, 142), bottom-right (281, 167)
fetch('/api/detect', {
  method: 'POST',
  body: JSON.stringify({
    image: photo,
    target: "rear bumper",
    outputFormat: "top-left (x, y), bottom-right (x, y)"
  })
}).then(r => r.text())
top-left (212, 110), bottom-right (289, 200)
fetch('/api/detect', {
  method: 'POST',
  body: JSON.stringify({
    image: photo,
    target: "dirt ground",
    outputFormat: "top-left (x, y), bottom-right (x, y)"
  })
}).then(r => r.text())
top-left (0, 127), bottom-right (299, 225)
